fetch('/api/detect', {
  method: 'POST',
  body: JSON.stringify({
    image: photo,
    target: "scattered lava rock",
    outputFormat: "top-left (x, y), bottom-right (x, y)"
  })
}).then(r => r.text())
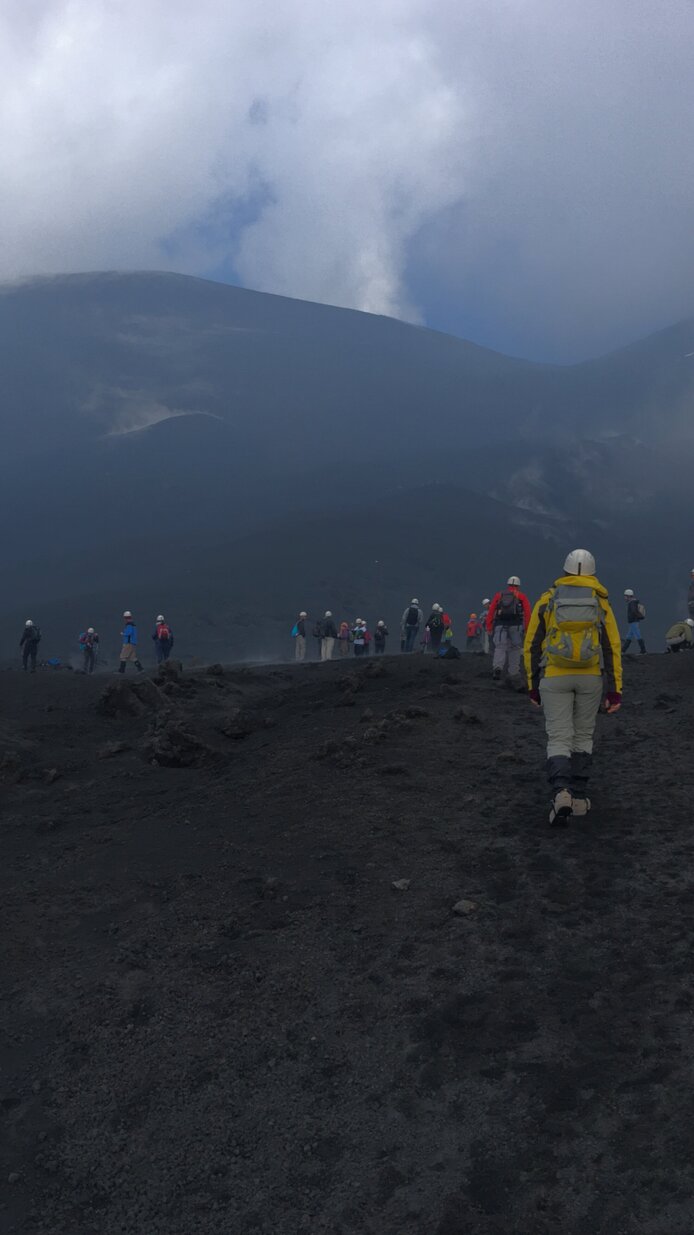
top-left (141, 717), bottom-right (214, 768)
top-left (218, 708), bottom-right (255, 739)
top-left (98, 677), bottom-right (171, 718)
top-left (97, 740), bottom-right (131, 760)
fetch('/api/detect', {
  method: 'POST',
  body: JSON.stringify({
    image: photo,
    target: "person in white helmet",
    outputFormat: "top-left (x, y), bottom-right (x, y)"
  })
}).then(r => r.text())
top-left (486, 576), bottom-right (531, 684)
top-left (118, 611), bottom-right (143, 674)
top-left (374, 619), bottom-right (389, 655)
top-left (152, 614), bottom-right (174, 664)
top-left (292, 612), bottom-right (308, 661)
top-left (20, 619), bottom-right (42, 673)
top-left (622, 589), bottom-right (646, 654)
top-left (665, 618), bottom-right (694, 653)
top-left (479, 599), bottom-right (492, 655)
top-left (79, 626), bottom-right (100, 674)
top-left (425, 604), bottom-right (446, 654)
top-left (524, 549), bottom-right (622, 824)
top-left (401, 598), bottom-right (423, 653)
top-left (321, 611), bottom-right (337, 661)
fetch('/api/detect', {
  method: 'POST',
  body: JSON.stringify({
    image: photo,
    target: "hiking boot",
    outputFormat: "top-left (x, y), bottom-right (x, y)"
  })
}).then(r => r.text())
top-left (572, 797), bottom-right (591, 818)
top-left (492, 667), bottom-right (502, 683)
top-left (638, 640), bottom-right (647, 654)
top-left (549, 788), bottom-right (573, 825)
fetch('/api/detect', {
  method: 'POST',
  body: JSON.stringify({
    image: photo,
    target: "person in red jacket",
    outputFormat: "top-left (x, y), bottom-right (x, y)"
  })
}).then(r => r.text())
top-left (486, 576), bottom-right (532, 685)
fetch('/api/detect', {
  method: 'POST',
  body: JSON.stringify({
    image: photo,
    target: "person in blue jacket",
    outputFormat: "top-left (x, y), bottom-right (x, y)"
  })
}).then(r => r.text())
top-left (118, 610), bottom-right (143, 674)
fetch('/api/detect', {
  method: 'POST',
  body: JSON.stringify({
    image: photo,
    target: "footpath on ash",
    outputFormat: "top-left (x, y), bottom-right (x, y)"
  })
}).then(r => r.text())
top-left (2, 651), bottom-right (694, 1235)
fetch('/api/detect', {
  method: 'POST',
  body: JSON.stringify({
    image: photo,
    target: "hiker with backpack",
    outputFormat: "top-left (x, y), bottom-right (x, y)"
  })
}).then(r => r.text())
top-left (292, 612), bottom-right (308, 661)
top-left (338, 621), bottom-right (352, 657)
top-left (622, 590), bottom-right (647, 654)
top-left (486, 576), bottom-right (532, 684)
top-left (688, 570), bottom-right (694, 622)
top-left (118, 611), bottom-right (143, 674)
top-left (352, 619), bottom-right (368, 656)
top-left (20, 620), bottom-right (41, 673)
top-left (425, 604), bottom-right (446, 654)
top-left (321, 612), bottom-right (337, 661)
top-left (524, 549), bottom-right (622, 825)
top-left (479, 600), bottom-right (491, 654)
top-left (401, 598), bottom-right (424, 653)
top-left (152, 614), bottom-right (174, 664)
top-left (79, 627), bottom-right (100, 674)
top-left (374, 620), bottom-right (389, 654)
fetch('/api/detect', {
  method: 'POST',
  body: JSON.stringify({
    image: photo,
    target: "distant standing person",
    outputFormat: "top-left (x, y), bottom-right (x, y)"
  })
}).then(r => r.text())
top-left (524, 549), bottom-right (622, 824)
top-left (487, 576), bottom-right (531, 684)
top-left (353, 620), bottom-right (367, 656)
top-left (152, 614), bottom-right (174, 663)
top-left (426, 604), bottom-right (446, 654)
top-left (374, 620), bottom-right (389, 654)
top-left (479, 599), bottom-right (491, 654)
top-left (321, 612), bottom-right (337, 661)
top-left (622, 590), bottom-right (646, 654)
top-left (20, 619), bottom-right (41, 673)
top-left (466, 613), bottom-right (482, 652)
top-left (118, 611), bottom-right (143, 674)
top-left (665, 618), bottom-right (694, 652)
top-left (338, 621), bottom-right (351, 657)
top-left (312, 618), bottom-right (324, 660)
top-left (79, 627), bottom-right (99, 674)
top-left (688, 569), bottom-right (694, 622)
top-left (401, 598), bottom-right (423, 653)
top-left (292, 611), bottom-right (308, 661)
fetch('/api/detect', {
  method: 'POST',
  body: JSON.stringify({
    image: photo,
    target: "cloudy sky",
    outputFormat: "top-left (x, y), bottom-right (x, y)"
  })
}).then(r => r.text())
top-left (2, 0), bottom-right (694, 360)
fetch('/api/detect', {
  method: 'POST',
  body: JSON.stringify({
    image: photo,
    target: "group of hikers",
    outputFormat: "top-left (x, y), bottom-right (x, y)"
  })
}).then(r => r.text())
top-left (293, 561), bottom-right (694, 824)
top-left (18, 613), bottom-right (175, 675)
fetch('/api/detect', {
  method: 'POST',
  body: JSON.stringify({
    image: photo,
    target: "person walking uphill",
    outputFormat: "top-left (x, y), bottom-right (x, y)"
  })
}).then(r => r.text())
top-left (20, 620), bottom-right (41, 672)
top-left (524, 549), bottom-right (622, 825)
top-left (401, 599), bottom-right (423, 653)
top-left (321, 612), bottom-right (337, 661)
top-left (152, 615), bottom-right (174, 664)
top-left (118, 612), bottom-right (143, 674)
top-left (487, 576), bottom-right (531, 684)
top-left (622, 590), bottom-right (646, 654)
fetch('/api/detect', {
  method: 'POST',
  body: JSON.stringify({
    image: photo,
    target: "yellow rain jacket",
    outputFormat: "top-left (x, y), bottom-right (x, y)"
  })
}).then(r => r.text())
top-left (524, 574), bottom-right (622, 693)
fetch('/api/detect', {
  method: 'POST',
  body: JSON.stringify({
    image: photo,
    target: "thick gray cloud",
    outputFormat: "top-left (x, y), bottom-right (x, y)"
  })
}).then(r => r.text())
top-left (1, 0), bottom-right (693, 357)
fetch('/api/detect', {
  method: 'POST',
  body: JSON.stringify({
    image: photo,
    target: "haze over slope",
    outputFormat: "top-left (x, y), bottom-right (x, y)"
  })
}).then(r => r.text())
top-left (0, 272), bottom-right (692, 659)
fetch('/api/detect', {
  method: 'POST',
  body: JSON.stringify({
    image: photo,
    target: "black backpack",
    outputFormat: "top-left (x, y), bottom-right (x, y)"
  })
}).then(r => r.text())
top-left (406, 606), bottom-right (420, 626)
top-left (429, 613), bottom-right (443, 630)
top-left (495, 591), bottom-right (523, 624)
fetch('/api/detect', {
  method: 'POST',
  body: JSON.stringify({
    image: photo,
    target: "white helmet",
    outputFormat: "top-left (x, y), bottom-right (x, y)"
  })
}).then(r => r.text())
top-left (25, 619), bottom-right (34, 627)
top-left (325, 610), bottom-right (332, 618)
top-left (123, 610), bottom-right (133, 619)
top-left (156, 613), bottom-right (165, 622)
top-left (411, 598), bottom-right (419, 606)
top-left (377, 620), bottom-right (385, 627)
top-left (483, 598), bottom-right (491, 606)
top-left (687, 619), bottom-right (694, 627)
top-left (507, 576), bottom-right (521, 587)
top-left (432, 603), bottom-right (442, 612)
top-left (563, 549), bottom-right (596, 577)
top-left (624, 589), bottom-right (634, 598)
top-left (87, 627), bottom-right (95, 634)
top-left (299, 610), bottom-right (307, 617)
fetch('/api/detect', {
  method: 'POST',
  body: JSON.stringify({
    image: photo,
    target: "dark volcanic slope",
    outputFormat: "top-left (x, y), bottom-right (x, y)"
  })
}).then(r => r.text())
top-left (3, 653), bottom-right (694, 1235)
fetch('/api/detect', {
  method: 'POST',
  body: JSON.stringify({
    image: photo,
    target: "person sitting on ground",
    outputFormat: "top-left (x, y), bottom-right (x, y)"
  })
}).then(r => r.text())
top-left (374, 620), bottom-right (388, 654)
top-left (622, 590), bottom-right (647, 654)
top-left (524, 549), bottom-right (622, 825)
top-left (20, 619), bottom-right (42, 673)
top-left (665, 618), bottom-right (694, 653)
top-left (79, 627), bottom-right (99, 674)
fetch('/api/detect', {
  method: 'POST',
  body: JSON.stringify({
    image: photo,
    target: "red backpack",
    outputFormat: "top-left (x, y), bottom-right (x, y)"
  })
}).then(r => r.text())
top-left (157, 623), bottom-right (171, 641)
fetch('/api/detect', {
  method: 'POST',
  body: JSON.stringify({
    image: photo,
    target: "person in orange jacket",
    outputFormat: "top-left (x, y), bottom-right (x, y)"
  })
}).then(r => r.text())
top-left (466, 613), bottom-right (482, 653)
top-left (486, 576), bottom-right (532, 684)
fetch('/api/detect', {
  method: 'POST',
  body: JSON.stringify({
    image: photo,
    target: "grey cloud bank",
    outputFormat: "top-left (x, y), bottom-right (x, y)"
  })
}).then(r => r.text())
top-left (1, 0), bottom-right (693, 359)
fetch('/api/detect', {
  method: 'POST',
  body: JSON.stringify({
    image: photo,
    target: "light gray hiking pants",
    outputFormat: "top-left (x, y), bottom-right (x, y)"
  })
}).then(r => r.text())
top-left (295, 635), bottom-right (306, 661)
top-left (321, 637), bottom-right (335, 661)
top-left (492, 625), bottom-right (523, 676)
top-left (540, 674), bottom-right (604, 758)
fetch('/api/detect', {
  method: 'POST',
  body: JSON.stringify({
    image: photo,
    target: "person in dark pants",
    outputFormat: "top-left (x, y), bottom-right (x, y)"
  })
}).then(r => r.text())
top-left (353, 620), bottom-right (368, 656)
top-left (152, 615), bottom-right (174, 663)
top-left (426, 605), bottom-right (445, 654)
top-left (374, 621), bottom-right (388, 654)
top-left (622, 590), bottom-right (646, 654)
top-left (20, 620), bottom-right (41, 672)
top-left (688, 570), bottom-right (694, 622)
top-left (79, 627), bottom-right (99, 673)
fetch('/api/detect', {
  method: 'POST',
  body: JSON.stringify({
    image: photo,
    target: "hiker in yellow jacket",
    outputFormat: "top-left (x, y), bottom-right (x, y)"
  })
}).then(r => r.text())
top-left (524, 549), bottom-right (622, 824)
